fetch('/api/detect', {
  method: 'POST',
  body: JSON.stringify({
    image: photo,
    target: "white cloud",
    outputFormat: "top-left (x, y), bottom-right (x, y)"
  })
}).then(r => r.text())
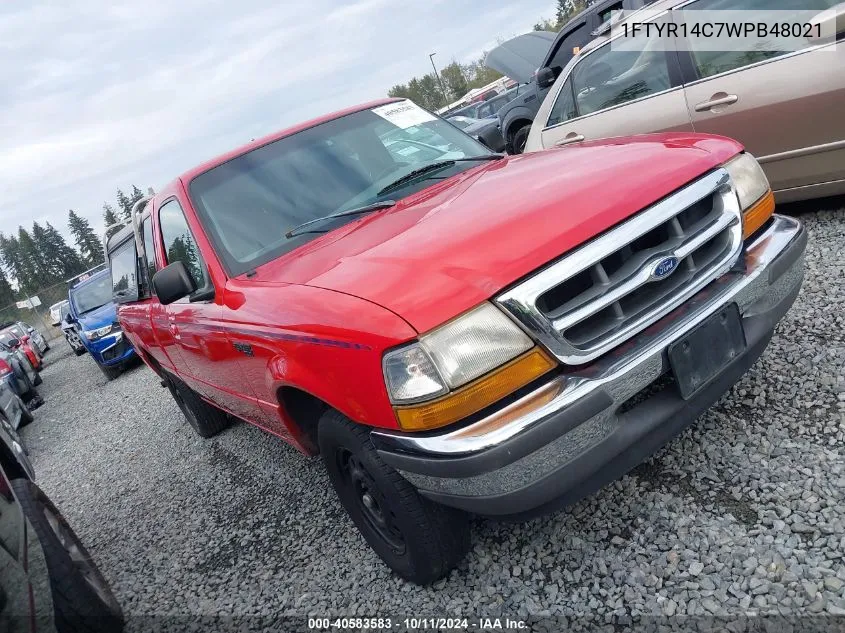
top-left (0, 0), bottom-right (557, 243)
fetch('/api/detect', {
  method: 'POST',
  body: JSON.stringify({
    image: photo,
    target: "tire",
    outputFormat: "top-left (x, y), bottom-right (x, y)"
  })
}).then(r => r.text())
top-left (11, 479), bottom-right (124, 633)
top-left (34, 371), bottom-right (43, 386)
top-left (318, 410), bottom-right (470, 584)
top-left (165, 374), bottom-right (230, 438)
top-left (17, 395), bottom-right (34, 427)
top-left (97, 362), bottom-right (122, 381)
top-left (509, 124), bottom-right (531, 155)
top-left (66, 331), bottom-right (86, 356)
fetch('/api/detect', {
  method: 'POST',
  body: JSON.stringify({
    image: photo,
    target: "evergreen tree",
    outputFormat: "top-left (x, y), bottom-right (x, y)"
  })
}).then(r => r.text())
top-left (16, 227), bottom-right (51, 292)
top-left (0, 266), bottom-right (15, 307)
top-left (116, 189), bottom-right (133, 220)
top-left (130, 185), bottom-right (145, 206)
top-left (67, 210), bottom-right (104, 266)
top-left (43, 222), bottom-right (85, 278)
top-left (0, 234), bottom-right (27, 292)
top-left (103, 203), bottom-right (122, 240)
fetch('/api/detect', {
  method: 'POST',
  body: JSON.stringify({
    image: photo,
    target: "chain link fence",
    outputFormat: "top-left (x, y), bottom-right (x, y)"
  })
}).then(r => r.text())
top-left (0, 279), bottom-right (73, 342)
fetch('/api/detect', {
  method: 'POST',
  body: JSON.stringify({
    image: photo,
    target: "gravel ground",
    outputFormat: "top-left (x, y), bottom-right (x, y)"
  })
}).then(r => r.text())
top-left (19, 206), bottom-right (845, 631)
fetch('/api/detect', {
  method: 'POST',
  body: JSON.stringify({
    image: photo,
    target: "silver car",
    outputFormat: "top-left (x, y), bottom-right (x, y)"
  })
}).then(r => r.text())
top-left (526, 0), bottom-right (845, 203)
top-left (0, 373), bottom-right (33, 430)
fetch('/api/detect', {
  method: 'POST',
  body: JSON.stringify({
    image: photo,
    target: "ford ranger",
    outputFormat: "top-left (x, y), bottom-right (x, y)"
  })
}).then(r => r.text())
top-left (108, 98), bottom-right (805, 584)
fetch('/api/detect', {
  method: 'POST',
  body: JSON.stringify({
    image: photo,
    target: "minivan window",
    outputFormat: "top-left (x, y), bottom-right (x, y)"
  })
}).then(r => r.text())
top-left (570, 31), bottom-right (671, 116)
top-left (159, 200), bottom-right (207, 290)
top-left (109, 239), bottom-right (138, 299)
top-left (189, 101), bottom-right (492, 276)
top-left (682, 0), bottom-right (839, 79)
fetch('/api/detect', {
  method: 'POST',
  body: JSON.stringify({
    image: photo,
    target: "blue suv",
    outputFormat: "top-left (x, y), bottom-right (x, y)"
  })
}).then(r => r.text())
top-left (67, 269), bottom-right (137, 379)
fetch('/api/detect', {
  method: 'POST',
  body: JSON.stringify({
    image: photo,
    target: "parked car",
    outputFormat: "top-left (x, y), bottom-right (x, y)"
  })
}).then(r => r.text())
top-left (0, 341), bottom-right (42, 413)
top-left (0, 362), bottom-right (33, 430)
top-left (488, 0), bottom-right (657, 153)
top-left (1, 321), bottom-right (49, 356)
top-left (0, 410), bottom-right (124, 632)
top-left (66, 269), bottom-right (136, 379)
top-left (444, 115), bottom-right (501, 139)
top-left (111, 97), bottom-right (805, 584)
top-left (49, 300), bottom-right (69, 327)
top-left (525, 0), bottom-right (845, 202)
top-left (0, 329), bottom-right (42, 372)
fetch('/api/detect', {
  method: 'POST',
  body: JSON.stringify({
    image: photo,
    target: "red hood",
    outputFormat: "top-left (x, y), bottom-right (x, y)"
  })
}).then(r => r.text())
top-left (251, 133), bottom-right (744, 333)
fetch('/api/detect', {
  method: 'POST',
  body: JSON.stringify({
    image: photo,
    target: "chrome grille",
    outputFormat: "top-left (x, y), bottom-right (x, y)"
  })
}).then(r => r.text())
top-left (496, 169), bottom-right (743, 365)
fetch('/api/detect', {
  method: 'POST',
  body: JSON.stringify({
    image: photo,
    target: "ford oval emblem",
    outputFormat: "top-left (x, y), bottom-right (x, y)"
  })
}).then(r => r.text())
top-left (651, 256), bottom-right (679, 280)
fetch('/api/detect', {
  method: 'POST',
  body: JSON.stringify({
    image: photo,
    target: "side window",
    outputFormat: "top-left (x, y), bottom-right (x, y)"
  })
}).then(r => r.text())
top-left (547, 79), bottom-right (577, 127)
top-left (571, 33), bottom-right (671, 116)
top-left (680, 0), bottom-right (837, 79)
top-left (141, 216), bottom-right (158, 284)
top-left (158, 200), bottom-right (206, 290)
top-left (109, 239), bottom-right (138, 299)
top-left (548, 24), bottom-right (588, 71)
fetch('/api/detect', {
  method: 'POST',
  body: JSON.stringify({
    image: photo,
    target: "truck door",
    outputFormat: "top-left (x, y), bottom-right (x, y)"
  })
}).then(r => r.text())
top-left (156, 198), bottom-right (265, 424)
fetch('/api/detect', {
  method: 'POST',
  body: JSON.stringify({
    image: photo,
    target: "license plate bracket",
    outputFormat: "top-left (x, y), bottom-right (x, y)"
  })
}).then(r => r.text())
top-left (668, 303), bottom-right (746, 400)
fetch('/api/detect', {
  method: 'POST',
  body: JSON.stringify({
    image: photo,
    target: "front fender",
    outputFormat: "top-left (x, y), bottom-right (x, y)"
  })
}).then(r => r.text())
top-left (224, 280), bottom-right (419, 438)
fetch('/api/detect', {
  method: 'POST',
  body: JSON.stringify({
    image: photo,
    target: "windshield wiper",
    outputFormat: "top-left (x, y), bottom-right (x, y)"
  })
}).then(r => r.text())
top-left (285, 200), bottom-right (397, 239)
top-left (376, 154), bottom-right (505, 197)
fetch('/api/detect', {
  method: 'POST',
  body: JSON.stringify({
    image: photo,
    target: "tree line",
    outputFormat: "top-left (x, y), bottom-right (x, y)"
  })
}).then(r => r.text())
top-left (0, 186), bottom-right (148, 307)
top-left (387, 0), bottom-right (588, 111)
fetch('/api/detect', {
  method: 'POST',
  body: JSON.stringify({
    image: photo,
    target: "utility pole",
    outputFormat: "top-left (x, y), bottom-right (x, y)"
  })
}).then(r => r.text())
top-left (429, 52), bottom-right (448, 103)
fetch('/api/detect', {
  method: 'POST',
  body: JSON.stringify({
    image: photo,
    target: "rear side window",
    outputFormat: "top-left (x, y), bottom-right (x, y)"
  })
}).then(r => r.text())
top-left (109, 239), bottom-right (138, 302)
top-left (158, 200), bottom-right (207, 290)
top-left (681, 0), bottom-right (838, 79)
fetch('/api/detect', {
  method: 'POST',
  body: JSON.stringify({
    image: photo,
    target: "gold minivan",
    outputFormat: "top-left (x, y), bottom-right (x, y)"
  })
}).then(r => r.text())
top-left (525, 0), bottom-right (845, 202)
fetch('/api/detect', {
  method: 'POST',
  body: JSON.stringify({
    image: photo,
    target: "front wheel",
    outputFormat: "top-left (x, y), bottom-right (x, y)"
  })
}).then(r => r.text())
top-left (11, 479), bottom-right (124, 633)
top-left (318, 410), bottom-right (470, 585)
top-left (66, 331), bottom-right (86, 356)
top-left (509, 124), bottom-right (531, 155)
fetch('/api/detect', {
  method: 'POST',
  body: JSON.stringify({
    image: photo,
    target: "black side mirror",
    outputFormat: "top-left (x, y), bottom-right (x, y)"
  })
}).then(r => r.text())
top-left (6, 338), bottom-right (20, 348)
top-left (476, 127), bottom-right (507, 153)
top-left (536, 67), bottom-right (558, 89)
top-left (152, 261), bottom-right (197, 305)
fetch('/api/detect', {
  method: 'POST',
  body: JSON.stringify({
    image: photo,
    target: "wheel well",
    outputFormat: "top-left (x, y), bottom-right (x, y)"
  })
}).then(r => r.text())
top-left (507, 119), bottom-right (533, 140)
top-left (277, 387), bottom-right (330, 453)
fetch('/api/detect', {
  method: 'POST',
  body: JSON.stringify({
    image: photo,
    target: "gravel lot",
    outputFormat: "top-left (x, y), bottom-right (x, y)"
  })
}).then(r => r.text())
top-left (20, 206), bottom-right (845, 631)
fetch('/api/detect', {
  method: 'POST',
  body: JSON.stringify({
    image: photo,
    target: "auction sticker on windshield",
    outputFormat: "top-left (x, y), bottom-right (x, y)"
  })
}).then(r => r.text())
top-left (372, 101), bottom-right (436, 129)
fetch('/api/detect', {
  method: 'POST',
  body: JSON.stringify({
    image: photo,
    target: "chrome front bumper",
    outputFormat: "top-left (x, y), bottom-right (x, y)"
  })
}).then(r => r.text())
top-left (372, 215), bottom-right (806, 517)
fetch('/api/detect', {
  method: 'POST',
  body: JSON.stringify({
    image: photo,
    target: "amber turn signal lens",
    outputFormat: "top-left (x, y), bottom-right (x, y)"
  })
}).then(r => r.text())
top-left (394, 348), bottom-right (557, 432)
top-left (742, 189), bottom-right (775, 239)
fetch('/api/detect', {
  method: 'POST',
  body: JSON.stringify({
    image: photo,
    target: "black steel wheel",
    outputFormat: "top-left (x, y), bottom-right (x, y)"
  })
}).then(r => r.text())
top-left (319, 410), bottom-right (470, 584)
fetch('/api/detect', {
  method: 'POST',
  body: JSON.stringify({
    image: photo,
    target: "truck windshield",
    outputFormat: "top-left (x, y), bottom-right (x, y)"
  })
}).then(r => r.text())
top-left (70, 275), bottom-right (113, 315)
top-left (189, 100), bottom-right (494, 276)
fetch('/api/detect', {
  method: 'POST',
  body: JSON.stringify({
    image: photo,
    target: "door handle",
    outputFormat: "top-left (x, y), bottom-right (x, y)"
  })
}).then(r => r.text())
top-left (555, 134), bottom-right (585, 147)
top-left (694, 94), bottom-right (738, 112)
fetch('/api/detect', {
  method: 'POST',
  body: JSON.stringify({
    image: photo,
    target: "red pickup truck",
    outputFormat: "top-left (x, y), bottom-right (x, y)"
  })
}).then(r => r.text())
top-left (108, 98), bottom-right (806, 584)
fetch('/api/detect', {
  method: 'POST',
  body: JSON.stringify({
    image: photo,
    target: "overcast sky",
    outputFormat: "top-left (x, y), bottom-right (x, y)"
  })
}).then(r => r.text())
top-left (0, 0), bottom-right (556, 242)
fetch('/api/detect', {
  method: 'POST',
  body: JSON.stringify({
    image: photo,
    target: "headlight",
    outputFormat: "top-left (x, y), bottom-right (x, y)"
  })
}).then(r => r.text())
top-left (85, 324), bottom-right (115, 340)
top-left (384, 303), bottom-right (532, 404)
top-left (383, 303), bottom-right (556, 431)
top-left (724, 153), bottom-right (774, 239)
